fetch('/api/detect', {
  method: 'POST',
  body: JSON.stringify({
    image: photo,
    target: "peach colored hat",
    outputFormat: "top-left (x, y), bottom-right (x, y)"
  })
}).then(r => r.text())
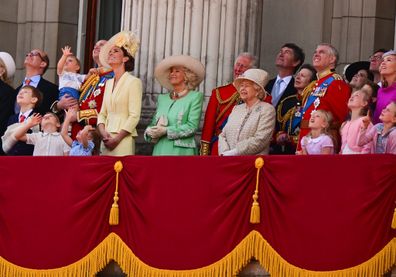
top-left (0, 52), bottom-right (16, 79)
top-left (154, 55), bottom-right (205, 91)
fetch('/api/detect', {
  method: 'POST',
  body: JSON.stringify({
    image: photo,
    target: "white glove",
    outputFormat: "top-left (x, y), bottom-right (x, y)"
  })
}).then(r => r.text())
top-left (221, 148), bottom-right (238, 156)
top-left (149, 126), bottom-right (167, 139)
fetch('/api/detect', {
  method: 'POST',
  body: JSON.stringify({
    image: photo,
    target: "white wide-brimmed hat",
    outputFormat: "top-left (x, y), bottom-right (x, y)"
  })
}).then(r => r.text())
top-left (233, 69), bottom-right (269, 97)
top-left (154, 55), bottom-right (205, 91)
top-left (0, 52), bottom-right (16, 80)
top-left (99, 30), bottom-right (140, 69)
top-left (383, 49), bottom-right (396, 58)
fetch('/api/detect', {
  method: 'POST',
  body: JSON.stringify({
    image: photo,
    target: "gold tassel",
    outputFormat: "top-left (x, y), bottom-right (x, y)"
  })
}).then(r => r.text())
top-left (392, 207), bottom-right (396, 229)
top-left (109, 161), bottom-right (123, 226)
top-left (250, 157), bottom-right (264, 224)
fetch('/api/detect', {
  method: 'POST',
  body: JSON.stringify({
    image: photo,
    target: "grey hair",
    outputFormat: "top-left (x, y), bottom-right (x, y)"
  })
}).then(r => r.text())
top-left (235, 52), bottom-right (257, 68)
top-left (252, 83), bottom-right (265, 100)
top-left (318, 43), bottom-right (339, 69)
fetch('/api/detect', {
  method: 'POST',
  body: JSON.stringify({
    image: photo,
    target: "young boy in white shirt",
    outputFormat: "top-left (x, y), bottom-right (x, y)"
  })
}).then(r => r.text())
top-left (14, 112), bottom-right (70, 156)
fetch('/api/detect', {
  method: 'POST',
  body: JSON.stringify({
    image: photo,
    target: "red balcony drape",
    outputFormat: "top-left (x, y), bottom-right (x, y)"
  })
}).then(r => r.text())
top-left (0, 155), bottom-right (395, 276)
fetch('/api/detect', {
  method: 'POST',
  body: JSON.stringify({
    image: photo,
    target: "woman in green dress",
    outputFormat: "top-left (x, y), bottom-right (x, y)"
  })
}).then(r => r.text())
top-left (145, 55), bottom-right (205, 155)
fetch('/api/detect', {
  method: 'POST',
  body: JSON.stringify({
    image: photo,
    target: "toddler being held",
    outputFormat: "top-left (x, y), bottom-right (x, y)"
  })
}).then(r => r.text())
top-left (57, 46), bottom-right (86, 100)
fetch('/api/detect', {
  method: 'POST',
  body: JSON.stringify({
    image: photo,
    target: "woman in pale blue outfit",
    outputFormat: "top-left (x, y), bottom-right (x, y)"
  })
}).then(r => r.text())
top-left (145, 55), bottom-right (205, 155)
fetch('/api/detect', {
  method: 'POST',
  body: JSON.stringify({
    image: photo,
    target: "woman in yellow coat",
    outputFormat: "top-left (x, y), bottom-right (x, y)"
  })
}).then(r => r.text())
top-left (97, 31), bottom-right (142, 156)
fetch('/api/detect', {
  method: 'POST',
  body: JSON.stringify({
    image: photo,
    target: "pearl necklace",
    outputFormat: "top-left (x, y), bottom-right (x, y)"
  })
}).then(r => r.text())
top-left (170, 89), bottom-right (188, 100)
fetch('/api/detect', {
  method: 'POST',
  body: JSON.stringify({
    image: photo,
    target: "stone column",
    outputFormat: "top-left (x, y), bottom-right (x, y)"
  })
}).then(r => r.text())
top-left (0, 0), bottom-right (79, 87)
top-left (121, 0), bottom-right (263, 120)
top-left (330, 0), bottom-right (396, 70)
top-left (121, 0), bottom-right (263, 154)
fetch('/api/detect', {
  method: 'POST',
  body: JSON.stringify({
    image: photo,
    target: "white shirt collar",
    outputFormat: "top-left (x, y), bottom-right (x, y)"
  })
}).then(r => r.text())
top-left (24, 75), bottom-right (41, 87)
top-left (276, 75), bottom-right (293, 86)
top-left (42, 132), bottom-right (61, 137)
top-left (19, 109), bottom-right (33, 119)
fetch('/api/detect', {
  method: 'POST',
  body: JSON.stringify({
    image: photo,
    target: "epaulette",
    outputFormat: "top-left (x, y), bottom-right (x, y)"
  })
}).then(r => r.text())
top-left (217, 83), bottom-right (234, 89)
top-left (279, 94), bottom-right (298, 105)
top-left (300, 81), bottom-right (317, 105)
top-left (332, 73), bottom-right (343, 80)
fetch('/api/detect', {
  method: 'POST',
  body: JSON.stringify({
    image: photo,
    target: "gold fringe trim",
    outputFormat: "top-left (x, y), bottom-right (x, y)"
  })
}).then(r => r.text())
top-left (1, 231), bottom-right (395, 277)
top-left (250, 157), bottom-right (264, 224)
top-left (392, 207), bottom-right (396, 229)
top-left (109, 161), bottom-right (123, 226)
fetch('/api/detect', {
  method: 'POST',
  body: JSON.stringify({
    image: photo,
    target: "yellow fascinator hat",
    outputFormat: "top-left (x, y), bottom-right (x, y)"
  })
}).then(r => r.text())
top-left (99, 30), bottom-right (140, 69)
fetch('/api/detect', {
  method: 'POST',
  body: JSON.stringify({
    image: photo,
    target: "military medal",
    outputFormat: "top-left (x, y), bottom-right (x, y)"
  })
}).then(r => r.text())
top-left (88, 100), bottom-right (97, 109)
top-left (294, 102), bottom-right (302, 117)
top-left (93, 89), bottom-right (101, 97)
top-left (314, 97), bottom-right (320, 109)
top-left (311, 98), bottom-right (321, 115)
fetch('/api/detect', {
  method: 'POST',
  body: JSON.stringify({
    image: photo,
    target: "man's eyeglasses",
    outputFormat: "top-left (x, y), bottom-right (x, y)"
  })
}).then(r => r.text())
top-left (26, 51), bottom-right (44, 60)
top-left (369, 55), bottom-right (382, 61)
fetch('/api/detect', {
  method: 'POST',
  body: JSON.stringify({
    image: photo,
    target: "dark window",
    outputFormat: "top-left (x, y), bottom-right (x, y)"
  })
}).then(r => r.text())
top-left (98, 0), bottom-right (122, 40)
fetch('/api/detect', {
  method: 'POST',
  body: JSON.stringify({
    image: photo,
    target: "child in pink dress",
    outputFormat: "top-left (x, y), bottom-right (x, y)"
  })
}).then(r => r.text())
top-left (340, 84), bottom-right (373, 154)
top-left (297, 110), bottom-right (334, 155)
top-left (358, 101), bottom-right (396, 154)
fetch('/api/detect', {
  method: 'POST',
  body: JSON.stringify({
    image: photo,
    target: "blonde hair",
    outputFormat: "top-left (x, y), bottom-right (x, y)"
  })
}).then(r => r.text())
top-left (0, 58), bottom-right (11, 85)
top-left (314, 110), bottom-right (333, 134)
top-left (352, 88), bottom-right (372, 116)
top-left (184, 67), bottom-right (201, 90)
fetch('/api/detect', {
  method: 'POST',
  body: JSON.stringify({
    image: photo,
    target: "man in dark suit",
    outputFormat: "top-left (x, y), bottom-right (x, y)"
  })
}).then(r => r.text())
top-left (265, 43), bottom-right (305, 154)
top-left (13, 49), bottom-right (59, 115)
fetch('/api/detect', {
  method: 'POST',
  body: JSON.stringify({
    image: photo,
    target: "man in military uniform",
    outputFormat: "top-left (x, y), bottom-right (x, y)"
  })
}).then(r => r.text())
top-left (71, 40), bottom-right (114, 138)
top-left (297, 43), bottom-right (351, 152)
top-left (200, 52), bottom-right (256, 155)
top-left (52, 40), bottom-right (114, 138)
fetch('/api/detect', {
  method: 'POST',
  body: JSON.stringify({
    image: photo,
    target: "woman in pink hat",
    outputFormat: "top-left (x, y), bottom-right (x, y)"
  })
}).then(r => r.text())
top-left (97, 31), bottom-right (143, 156)
top-left (218, 69), bottom-right (275, 155)
top-left (145, 55), bottom-right (205, 155)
